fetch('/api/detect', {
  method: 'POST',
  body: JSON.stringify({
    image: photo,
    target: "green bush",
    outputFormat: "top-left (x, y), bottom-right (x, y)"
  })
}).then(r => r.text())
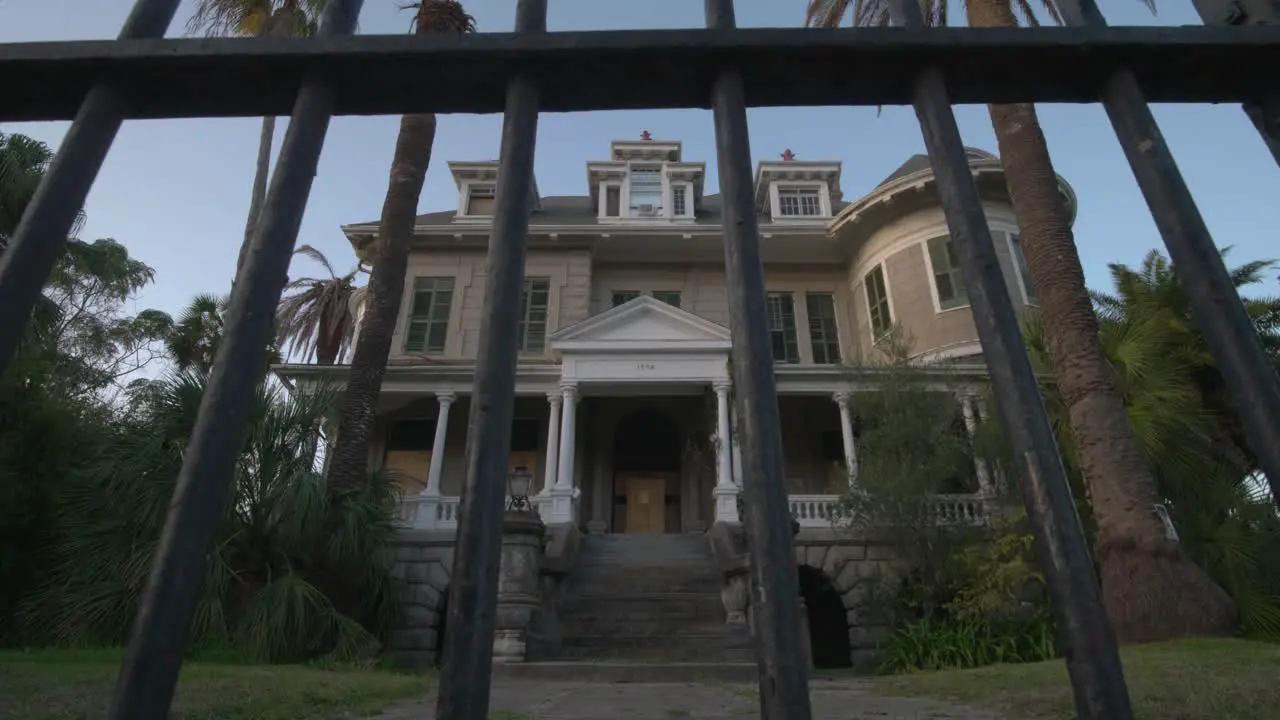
top-left (19, 372), bottom-right (401, 663)
top-left (876, 614), bottom-right (1058, 674)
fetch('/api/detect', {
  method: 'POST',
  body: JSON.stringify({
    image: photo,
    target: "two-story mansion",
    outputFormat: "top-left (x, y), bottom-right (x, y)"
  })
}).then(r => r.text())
top-left (275, 136), bottom-right (1064, 535)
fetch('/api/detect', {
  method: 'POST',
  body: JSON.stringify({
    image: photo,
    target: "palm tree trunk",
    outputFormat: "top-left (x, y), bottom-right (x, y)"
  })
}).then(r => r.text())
top-left (967, 0), bottom-right (1236, 643)
top-left (324, 112), bottom-right (437, 494)
top-left (236, 115), bottom-right (276, 276)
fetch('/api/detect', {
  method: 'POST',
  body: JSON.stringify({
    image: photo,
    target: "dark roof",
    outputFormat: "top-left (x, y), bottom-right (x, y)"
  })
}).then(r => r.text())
top-left (348, 148), bottom-right (995, 229)
top-left (875, 147), bottom-right (998, 188)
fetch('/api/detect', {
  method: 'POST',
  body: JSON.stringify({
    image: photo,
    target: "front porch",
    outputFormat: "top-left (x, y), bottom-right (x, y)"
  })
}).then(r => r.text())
top-left (274, 294), bottom-right (998, 532)
top-left (381, 388), bottom-right (994, 532)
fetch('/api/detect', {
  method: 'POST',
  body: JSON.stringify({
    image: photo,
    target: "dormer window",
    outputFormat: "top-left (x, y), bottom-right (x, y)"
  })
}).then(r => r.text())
top-left (465, 184), bottom-right (495, 216)
top-left (777, 186), bottom-right (822, 217)
top-left (629, 167), bottom-right (663, 217)
top-left (602, 185), bottom-right (622, 218)
top-left (671, 183), bottom-right (690, 218)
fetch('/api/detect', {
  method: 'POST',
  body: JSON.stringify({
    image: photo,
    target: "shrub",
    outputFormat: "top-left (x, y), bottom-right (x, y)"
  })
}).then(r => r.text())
top-left (876, 614), bottom-right (1058, 674)
top-left (20, 372), bottom-right (400, 662)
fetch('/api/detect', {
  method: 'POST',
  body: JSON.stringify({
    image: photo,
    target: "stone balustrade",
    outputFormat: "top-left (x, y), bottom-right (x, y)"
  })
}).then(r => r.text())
top-left (396, 492), bottom-right (989, 530)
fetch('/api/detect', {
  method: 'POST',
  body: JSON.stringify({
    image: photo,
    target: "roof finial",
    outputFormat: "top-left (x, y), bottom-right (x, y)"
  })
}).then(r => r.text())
top-left (781, 148), bottom-right (796, 161)
top-left (640, 130), bottom-right (652, 141)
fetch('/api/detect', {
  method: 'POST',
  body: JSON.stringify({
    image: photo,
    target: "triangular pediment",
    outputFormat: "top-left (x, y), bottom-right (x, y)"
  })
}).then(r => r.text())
top-left (551, 295), bottom-right (730, 351)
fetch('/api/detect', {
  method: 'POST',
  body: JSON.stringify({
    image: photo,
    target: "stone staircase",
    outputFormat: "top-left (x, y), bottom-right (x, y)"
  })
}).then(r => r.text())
top-left (552, 533), bottom-right (755, 663)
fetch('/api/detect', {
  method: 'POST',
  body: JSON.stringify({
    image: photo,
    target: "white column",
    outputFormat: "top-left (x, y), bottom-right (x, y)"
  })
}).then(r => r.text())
top-left (961, 395), bottom-right (993, 496)
top-left (714, 381), bottom-right (733, 489)
top-left (540, 392), bottom-right (562, 496)
top-left (555, 383), bottom-right (579, 491)
top-left (545, 383), bottom-right (580, 526)
top-left (713, 381), bottom-right (742, 523)
top-left (424, 392), bottom-right (454, 496)
top-left (730, 405), bottom-right (744, 487)
top-left (833, 391), bottom-right (858, 486)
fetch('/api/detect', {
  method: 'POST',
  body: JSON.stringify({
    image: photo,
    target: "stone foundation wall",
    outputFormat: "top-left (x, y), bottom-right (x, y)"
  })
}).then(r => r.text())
top-left (793, 532), bottom-right (895, 668)
top-left (387, 531), bottom-right (455, 668)
top-left (708, 523), bottom-right (896, 669)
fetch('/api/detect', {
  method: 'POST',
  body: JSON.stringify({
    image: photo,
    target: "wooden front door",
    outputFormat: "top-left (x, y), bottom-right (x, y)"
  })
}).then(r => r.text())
top-left (624, 476), bottom-right (666, 534)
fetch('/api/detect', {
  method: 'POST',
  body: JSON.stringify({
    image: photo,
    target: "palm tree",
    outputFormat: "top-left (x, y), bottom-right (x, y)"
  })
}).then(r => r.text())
top-left (1, 132), bottom-right (84, 250)
top-left (166, 294), bottom-right (227, 372)
top-left (324, 0), bottom-right (477, 495)
top-left (1021, 255), bottom-right (1280, 638)
top-left (168, 293), bottom-right (281, 373)
top-left (805, 0), bottom-right (1237, 642)
top-left (277, 244), bottom-right (366, 365)
top-left (187, 1), bottom-right (327, 277)
top-left (1093, 248), bottom-right (1280, 479)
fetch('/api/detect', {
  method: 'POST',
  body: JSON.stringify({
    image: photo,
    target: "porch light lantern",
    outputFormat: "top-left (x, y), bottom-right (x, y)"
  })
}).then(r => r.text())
top-left (507, 467), bottom-right (534, 512)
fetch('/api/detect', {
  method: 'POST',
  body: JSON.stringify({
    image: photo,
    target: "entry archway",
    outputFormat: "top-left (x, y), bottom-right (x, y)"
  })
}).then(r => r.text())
top-left (612, 409), bottom-right (683, 533)
top-left (798, 565), bottom-right (853, 669)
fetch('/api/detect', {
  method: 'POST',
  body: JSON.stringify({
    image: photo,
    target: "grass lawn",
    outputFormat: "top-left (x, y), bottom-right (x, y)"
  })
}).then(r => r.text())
top-left (0, 647), bottom-right (434, 720)
top-left (868, 638), bottom-right (1280, 719)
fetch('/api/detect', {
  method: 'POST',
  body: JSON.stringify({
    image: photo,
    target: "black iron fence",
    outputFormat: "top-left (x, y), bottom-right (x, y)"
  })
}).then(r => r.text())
top-left (2, 0), bottom-right (1279, 718)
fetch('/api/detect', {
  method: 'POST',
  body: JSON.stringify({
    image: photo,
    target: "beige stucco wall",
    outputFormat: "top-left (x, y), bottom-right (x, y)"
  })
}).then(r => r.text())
top-left (590, 263), bottom-right (857, 365)
top-left (847, 204), bottom-right (1035, 363)
top-left (391, 250), bottom-right (592, 362)
top-left (389, 202), bottom-right (1032, 368)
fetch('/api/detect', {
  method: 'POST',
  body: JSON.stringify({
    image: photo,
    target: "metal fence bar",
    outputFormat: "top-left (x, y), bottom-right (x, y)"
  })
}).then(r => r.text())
top-left (1060, 0), bottom-right (1280, 506)
top-left (1190, 0), bottom-right (1280, 167)
top-left (705, 1), bottom-right (813, 718)
top-left (104, 2), bottom-right (364, 718)
top-left (0, 0), bottom-right (182, 375)
top-left (886, 1), bottom-right (1134, 718)
top-left (8, 26), bottom-right (1280, 121)
top-left (434, 1), bottom-right (546, 718)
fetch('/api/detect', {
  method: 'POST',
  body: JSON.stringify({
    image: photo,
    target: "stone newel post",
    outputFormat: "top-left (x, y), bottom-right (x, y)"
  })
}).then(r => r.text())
top-left (492, 510), bottom-right (546, 663)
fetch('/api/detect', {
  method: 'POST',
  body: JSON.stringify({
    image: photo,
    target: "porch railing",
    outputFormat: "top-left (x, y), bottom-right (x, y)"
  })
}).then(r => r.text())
top-left (397, 492), bottom-right (990, 530)
top-left (787, 493), bottom-right (992, 528)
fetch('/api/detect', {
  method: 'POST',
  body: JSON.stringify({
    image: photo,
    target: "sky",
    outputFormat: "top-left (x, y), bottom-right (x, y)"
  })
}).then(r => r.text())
top-left (3, 0), bottom-right (1278, 327)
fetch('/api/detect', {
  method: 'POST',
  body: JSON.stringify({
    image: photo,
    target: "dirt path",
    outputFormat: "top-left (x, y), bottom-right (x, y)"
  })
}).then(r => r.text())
top-left (372, 678), bottom-right (1003, 719)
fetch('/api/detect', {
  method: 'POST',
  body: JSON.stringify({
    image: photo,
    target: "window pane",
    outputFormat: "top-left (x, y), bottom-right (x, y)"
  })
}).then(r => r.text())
top-left (406, 278), bottom-right (453, 354)
top-left (671, 184), bottom-right (687, 216)
top-left (777, 186), bottom-right (821, 217)
top-left (1009, 234), bottom-right (1038, 304)
top-left (629, 168), bottom-right (662, 216)
top-left (467, 185), bottom-right (495, 215)
top-left (405, 322), bottom-right (427, 351)
top-left (605, 186), bottom-right (621, 217)
top-left (927, 236), bottom-right (968, 310)
top-left (653, 291), bottom-right (682, 308)
top-left (805, 293), bottom-right (841, 365)
top-left (766, 292), bottom-right (800, 363)
top-left (864, 266), bottom-right (893, 337)
top-left (519, 278), bottom-right (551, 354)
top-left (427, 321), bottom-right (448, 354)
top-left (612, 291), bottom-right (639, 307)
top-left (429, 289), bottom-right (453, 322)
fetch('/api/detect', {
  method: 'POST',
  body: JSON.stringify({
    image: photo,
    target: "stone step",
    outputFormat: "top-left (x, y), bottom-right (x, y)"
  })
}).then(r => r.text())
top-left (560, 615), bottom-right (730, 636)
top-left (557, 638), bottom-right (756, 663)
top-left (566, 579), bottom-right (722, 595)
top-left (491, 661), bottom-right (759, 684)
top-left (558, 592), bottom-right (726, 616)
